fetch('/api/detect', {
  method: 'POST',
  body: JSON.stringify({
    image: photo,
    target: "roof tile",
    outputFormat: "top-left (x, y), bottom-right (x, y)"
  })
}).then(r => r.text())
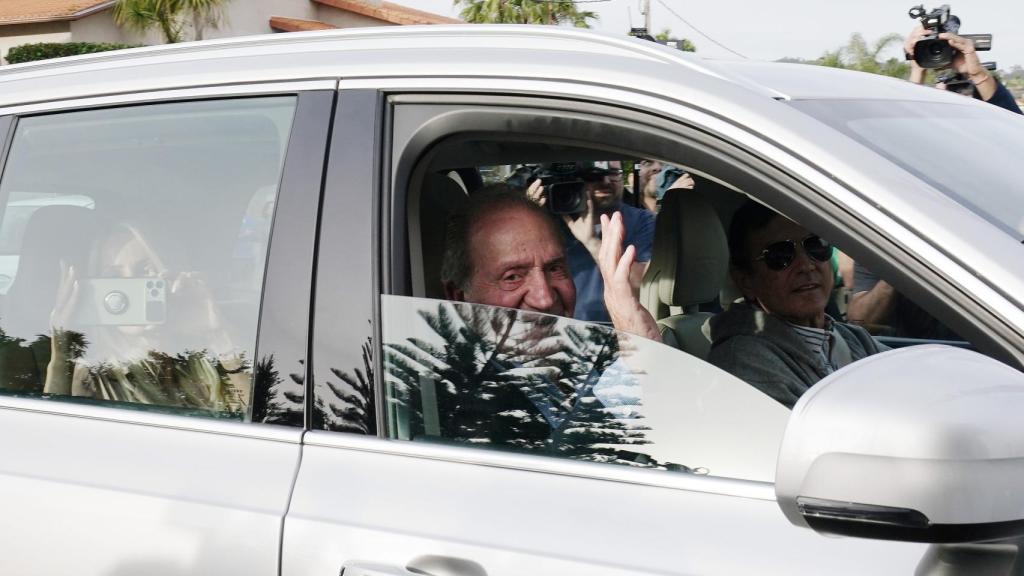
top-left (313, 0), bottom-right (463, 26)
top-left (0, 0), bottom-right (113, 25)
top-left (269, 16), bottom-right (338, 32)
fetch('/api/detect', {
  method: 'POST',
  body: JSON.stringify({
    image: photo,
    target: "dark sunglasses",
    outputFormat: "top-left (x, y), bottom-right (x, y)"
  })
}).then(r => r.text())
top-left (755, 234), bottom-right (832, 271)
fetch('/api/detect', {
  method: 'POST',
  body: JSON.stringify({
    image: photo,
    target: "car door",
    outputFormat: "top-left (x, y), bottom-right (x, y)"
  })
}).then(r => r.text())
top-left (0, 84), bottom-right (333, 575)
top-left (279, 85), bottom-right (952, 575)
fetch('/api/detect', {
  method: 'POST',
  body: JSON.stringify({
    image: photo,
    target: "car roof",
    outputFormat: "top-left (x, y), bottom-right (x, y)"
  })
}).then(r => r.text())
top-left (0, 24), bottom-right (958, 108)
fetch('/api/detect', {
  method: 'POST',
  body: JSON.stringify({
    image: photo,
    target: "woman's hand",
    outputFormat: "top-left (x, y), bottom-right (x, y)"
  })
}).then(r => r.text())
top-left (50, 260), bottom-right (81, 331)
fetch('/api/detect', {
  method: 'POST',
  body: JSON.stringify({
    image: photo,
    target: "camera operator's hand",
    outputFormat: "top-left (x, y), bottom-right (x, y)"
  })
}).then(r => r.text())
top-left (938, 32), bottom-right (996, 101)
top-left (667, 172), bottom-right (694, 191)
top-left (526, 178), bottom-right (546, 207)
top-left (563, 197), bottom-right (601, 262)
top-left (904, 24), bottom-right (928, 84)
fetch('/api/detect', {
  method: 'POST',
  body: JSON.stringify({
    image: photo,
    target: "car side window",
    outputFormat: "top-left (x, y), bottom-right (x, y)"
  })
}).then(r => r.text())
top-left (0, 96), bottom-right (297, 420)
top-left (381, 295), bottom-right (788, 481)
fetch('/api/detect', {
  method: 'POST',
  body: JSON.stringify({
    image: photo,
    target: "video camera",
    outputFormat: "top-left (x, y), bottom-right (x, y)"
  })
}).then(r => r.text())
top-left (907, 4), bottom-right (991, 69)
top-left (506, 161), bottom-right (618, 215)
top-left (937, 61), bottom-right (998, 95)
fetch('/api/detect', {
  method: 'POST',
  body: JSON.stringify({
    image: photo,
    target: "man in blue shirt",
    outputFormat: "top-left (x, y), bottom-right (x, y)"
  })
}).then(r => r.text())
top-left (529, 161), bottom-right (656, 323)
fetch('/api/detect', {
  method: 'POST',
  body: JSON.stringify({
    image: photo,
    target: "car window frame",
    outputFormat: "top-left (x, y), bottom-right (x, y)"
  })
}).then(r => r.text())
top-left (382, 90), bottom-right (1024, 370)
top-left (0, 82), bottom-right (336, 428)
top-left (308, 88), bottom-right (383, 435)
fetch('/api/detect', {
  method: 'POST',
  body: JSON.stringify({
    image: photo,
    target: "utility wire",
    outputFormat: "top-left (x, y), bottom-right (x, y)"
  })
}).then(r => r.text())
top-left (654, 0), bottom-right (747, 58)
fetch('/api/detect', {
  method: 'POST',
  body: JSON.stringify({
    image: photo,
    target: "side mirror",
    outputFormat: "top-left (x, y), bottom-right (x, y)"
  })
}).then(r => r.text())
top-left (776, 345), bottom-right (1024, 543)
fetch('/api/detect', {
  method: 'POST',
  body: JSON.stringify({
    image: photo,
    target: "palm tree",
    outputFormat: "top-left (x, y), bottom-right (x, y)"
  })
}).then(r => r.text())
top-left (113, 0), bottom-right (230, 44)
top-left (455, 0), bottom-right (598, 27)
top-left (817, 32), bottom-right (908, 79)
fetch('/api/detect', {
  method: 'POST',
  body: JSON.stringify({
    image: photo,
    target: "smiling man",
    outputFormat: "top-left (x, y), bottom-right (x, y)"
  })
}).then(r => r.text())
top-left (707, 199), bottom-right (885, 408)
top-left (441, 185), bottom-right (659, 340)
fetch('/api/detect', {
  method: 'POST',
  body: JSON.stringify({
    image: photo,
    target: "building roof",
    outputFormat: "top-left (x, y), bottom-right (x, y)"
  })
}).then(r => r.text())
top-left (312, 0), bottom-right (463, 25)
top-left (0, 0), bottom-right (113, 25)
top-left (269, 16), bottom-right (338, 33)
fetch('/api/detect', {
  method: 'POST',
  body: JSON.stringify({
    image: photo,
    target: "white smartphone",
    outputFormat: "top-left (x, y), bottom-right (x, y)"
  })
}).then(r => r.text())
top-left (72, 278), bottom-right (166, 326)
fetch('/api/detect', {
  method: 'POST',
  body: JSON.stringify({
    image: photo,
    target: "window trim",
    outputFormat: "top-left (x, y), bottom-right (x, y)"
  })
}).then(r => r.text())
top-left (303, 429), bottom-right (777, 501)
top-left (0, 80), bottom-right (337, 117)
top-left (308, 88), bottom-right (383, 435)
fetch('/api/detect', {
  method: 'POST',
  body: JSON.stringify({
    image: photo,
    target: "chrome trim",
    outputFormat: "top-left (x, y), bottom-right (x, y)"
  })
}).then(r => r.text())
top-left (0, 80), bottom-right (338, 116)
top-left (0, 396), bottom-right (303, 443)
top-left (303, 431), bottom-right (778, 501)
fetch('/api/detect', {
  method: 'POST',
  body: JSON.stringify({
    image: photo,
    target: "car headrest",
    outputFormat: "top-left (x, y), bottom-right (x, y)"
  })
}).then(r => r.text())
top-left (641, 188), bottom-right (728, 317)
top-left (4, 204), bottom-right (98, 340)
top-left (417, 172), bottom-right (468, 299)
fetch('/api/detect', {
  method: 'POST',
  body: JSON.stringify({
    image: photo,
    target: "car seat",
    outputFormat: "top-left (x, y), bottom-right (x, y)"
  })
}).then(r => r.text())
top-left (3, 204), bottom-right (98, 342)
top-left (415, 172), bottom-right (468, 299)
top-left (640, 188), bottom-right (729, 360)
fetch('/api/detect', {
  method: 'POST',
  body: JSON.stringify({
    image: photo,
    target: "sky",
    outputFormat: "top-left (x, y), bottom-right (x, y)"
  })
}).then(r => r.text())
top-left (400, 0), bottom-right (1024, 70)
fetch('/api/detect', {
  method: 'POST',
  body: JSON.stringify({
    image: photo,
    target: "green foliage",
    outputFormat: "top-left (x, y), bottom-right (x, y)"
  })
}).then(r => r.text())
top-left (813, 32), bottom-right (909, 79)
top-left (5, 42), bottom-right (138, 64)
top-left (654, 28), bottom-right (696, 52)
top-left (455, 0), bottom-right (597, 27)
top-left (1002, 65), bottom-right (1024, 100)
top-left (384, 301), bottom-right (652, 462)
top-left (113, 0), bottom-right (231, 43)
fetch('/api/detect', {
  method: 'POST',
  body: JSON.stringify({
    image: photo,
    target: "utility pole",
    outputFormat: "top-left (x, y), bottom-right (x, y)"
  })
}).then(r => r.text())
top-left (642, 0), bottom-right (651, 32)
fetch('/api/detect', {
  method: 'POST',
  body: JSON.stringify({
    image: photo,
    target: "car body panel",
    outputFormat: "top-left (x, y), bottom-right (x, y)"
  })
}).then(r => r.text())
top-left (284, 432), bottom-right (927, 576)
top-left (0, 397), bottom-right (302, 575)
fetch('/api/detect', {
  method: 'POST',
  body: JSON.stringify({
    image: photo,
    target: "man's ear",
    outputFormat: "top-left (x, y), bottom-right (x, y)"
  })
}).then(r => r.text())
top-left (443, 281), bottom-right (466, 302)
top-left (730, 266), bottom-right (755, 301)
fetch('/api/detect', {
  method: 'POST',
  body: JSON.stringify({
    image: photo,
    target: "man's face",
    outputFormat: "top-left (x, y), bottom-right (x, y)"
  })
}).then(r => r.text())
top-left (457, 205), bottom-right (576, 316)
top-left (638, 160), bottom-right (663, 195)
top-left (585, 167), bottom-right (623, 212)
top-left (734, 216), bottom-right (833, 328)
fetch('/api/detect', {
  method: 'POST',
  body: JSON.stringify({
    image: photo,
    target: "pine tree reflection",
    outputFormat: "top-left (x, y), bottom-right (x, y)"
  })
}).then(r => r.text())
top-left (384, 300), bottom-right (651, 465)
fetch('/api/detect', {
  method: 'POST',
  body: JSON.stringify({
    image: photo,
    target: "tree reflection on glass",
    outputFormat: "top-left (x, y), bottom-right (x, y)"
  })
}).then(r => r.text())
top-left (0, 324), bottom-right (250, 419)
top-left (314, 334), bottom-right (376, 434)
top-left (384, 299), bottom-right (651, 465)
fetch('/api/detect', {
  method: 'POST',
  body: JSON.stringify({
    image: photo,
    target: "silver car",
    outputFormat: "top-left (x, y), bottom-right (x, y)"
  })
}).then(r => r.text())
top-left (1, 25), bottom-right (1023, 576)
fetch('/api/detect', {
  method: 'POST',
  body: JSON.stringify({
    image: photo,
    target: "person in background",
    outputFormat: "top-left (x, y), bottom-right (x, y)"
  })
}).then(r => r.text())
top-left (905, 25), bottom-right (1022, 114)
top-left (528, 162), bottom-right (655, 324)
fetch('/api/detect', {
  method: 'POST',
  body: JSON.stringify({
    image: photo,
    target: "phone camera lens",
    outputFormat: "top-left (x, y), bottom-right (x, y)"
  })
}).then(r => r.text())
top-left (103, 291), bottom-right (129, 315)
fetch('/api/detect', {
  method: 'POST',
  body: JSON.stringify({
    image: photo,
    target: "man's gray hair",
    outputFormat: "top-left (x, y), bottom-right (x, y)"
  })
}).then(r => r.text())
top-left (441, 184), bottom-right (561, 291)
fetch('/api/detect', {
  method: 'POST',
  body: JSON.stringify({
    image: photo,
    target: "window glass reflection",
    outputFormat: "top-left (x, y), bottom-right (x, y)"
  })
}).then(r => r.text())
top-left (382, 295), bottom-right (789, 481)
top-left (0, 97), bottom-right (297, 419)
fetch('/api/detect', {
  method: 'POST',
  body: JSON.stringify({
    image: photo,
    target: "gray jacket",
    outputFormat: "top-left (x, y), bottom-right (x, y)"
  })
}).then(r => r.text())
top-left (707, 302), bottom-right (883, 409)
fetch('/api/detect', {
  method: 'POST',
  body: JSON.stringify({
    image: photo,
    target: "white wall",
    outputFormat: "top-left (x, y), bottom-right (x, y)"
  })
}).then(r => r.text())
top-left (0, 22), bottom-right (71, 64)
top-left (70, 11), bottom-right (154, 46)
top-left (204, 0), bottom-right (318, 40)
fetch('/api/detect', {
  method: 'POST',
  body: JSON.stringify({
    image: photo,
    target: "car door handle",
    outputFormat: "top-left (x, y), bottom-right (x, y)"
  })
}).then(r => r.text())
top-left (342, 555), bottom-right (487, 576)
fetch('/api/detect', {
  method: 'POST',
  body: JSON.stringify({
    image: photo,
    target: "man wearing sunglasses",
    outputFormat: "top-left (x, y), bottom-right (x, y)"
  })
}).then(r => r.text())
top-left (708, 200), bottom-right (886, 409)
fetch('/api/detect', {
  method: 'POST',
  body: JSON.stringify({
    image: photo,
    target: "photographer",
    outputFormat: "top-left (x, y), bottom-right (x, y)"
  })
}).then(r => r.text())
top-left (527, 162), bottom-right (655, 323)
top-left (905, 24), bottom-right (1022, 114)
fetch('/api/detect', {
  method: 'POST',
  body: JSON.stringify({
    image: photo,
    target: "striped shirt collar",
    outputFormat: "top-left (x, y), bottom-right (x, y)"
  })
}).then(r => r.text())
top-left (787, 316), bottom-right (838, 371)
